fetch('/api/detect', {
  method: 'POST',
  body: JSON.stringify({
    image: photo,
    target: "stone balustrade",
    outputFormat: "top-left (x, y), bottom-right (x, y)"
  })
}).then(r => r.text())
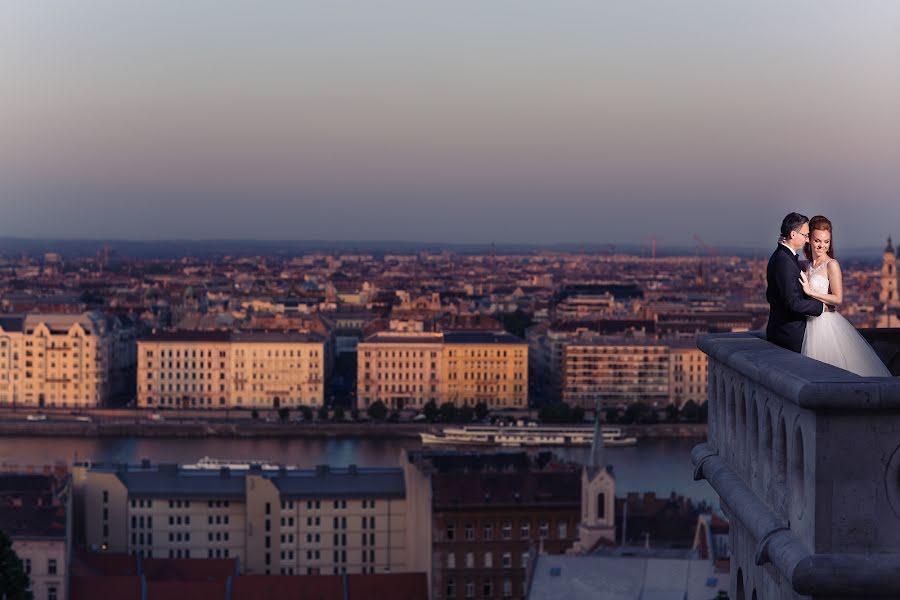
top-left (692, 330), bottom-right (900, 599)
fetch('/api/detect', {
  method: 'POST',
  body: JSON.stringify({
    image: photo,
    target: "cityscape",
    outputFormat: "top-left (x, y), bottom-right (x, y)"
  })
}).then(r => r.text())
top-left (1, 240), bottom-right (899, 599)
top-left (3, 1), bottom-right (900, 599)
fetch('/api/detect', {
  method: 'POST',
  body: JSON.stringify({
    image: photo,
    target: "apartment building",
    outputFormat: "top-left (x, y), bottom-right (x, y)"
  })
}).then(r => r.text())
top-left (357, 330), bottom-right (527, 410)
top-left (0, 474), bottom-right (70, 600)
top-left (406, 452), bottom-right (580, 600)
top-left (72, 460), bottom-right (432, 578)
top-left (137, 330), bottom-right (327, 409)
top-left (667, 342), bottom-right (708, 407)
top-left (0, 311), bottom-right (129, 408)
top-left (356, 332), bottom-right (444, 410)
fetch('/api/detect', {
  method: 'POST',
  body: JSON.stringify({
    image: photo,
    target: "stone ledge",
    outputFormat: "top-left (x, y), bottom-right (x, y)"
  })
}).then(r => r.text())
top-left (692, 442), bottom-right (900, 596)
top-left (698, 332), bottom-right (900, 411)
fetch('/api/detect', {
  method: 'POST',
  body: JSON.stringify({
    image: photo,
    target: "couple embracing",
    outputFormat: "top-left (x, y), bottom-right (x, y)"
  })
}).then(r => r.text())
top-left (766, 212), bottom-right (890, 377)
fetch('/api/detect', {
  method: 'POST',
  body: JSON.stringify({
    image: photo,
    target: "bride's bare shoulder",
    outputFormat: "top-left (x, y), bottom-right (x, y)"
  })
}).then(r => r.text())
top-left (827, 259), bottom-right (842, 273)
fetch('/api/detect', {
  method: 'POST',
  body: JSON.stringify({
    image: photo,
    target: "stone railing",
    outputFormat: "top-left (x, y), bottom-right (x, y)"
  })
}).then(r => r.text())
top-left (692, 330), bottom-right (900, 599)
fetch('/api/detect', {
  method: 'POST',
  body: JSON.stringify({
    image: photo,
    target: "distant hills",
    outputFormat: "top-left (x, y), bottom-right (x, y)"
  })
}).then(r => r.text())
top-left (0, 237), bottom-right (885, 263)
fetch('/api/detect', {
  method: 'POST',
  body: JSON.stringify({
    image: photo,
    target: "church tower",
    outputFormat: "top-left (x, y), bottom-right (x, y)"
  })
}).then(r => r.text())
top-left (881, 237), bottom-right (899, 306)
top-left (574, 411), bottom-right (617, 552)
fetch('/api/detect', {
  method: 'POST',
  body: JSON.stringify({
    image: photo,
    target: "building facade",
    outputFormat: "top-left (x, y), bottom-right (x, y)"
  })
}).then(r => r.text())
top-left (0, 474), bottom-right (70, 600)
top-left (0, 311), bottom-right (128, 409)
top-left (357, 330), bottom-right (527, 410)
top-left (407, 452), bottom-right (580, 600)
top-left (137, 331), bottom-right (327, 409)
top-left (72, 460), bottom-right (431, 578)
top-left (561, 336), bottom-right (707, 409)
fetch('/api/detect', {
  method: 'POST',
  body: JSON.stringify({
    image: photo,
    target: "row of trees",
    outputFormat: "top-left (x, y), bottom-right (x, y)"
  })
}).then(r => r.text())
top-left (535, 400), bottom-right (709, 425)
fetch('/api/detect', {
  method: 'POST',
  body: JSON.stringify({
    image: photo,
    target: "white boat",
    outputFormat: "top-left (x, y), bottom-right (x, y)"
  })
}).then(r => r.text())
top-left (419, 425), bottom-right (637, 448)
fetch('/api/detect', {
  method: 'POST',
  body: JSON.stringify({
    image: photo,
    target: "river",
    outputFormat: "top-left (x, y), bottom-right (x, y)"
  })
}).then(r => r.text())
top-left (0, 436), bottom-right (717, 507)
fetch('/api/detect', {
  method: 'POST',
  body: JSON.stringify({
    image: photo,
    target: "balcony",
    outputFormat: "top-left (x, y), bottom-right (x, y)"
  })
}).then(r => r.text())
top-left (692, 330), bottom-right (900, 599)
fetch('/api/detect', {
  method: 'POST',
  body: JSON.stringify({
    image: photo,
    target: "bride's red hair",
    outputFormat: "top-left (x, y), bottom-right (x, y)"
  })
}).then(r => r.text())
top-left (804, 215), bottom-right (835, 262)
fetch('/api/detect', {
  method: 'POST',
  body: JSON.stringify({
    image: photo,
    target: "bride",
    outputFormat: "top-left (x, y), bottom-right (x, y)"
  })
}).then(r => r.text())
top-left (799, 215), bottom-right (891, 377)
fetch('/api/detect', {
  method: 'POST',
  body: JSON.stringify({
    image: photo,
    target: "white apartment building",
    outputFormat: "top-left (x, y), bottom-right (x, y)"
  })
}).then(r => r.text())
top-left (72, 460), bottom-right (432, 578)
top-left (0, 311), bottom-right (123, 408)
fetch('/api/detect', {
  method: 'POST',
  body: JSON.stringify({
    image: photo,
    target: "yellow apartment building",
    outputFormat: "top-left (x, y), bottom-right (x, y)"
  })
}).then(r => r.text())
top-left (138, 330), bottom-right (327, 409)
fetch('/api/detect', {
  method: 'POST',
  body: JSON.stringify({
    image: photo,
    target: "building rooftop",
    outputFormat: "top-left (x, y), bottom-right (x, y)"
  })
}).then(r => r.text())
top-left (142, 330), bottom-right (325, 343)
top-left (84, 462), bottom-right (406, 500)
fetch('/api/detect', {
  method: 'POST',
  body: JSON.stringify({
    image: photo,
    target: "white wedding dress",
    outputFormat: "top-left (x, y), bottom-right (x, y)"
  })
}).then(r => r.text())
top-left (801, 260), bottom-right (891, 377)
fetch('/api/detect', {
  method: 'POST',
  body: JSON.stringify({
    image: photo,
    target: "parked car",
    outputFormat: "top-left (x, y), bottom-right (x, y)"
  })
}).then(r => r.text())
top-left (26, 414), bottom-right (47, 421)
top-left (148, 413), bottom-right (164, 422)
top-left (75, 415), bottom-right (93, 423)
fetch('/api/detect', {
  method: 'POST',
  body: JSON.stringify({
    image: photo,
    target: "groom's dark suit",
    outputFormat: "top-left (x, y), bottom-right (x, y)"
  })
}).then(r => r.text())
top-left (766, 243), bottom-right (825, 352)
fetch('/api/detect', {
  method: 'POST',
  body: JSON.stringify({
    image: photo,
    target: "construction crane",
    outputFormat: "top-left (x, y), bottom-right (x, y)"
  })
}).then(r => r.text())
top-left (692, 234), bottom-right (719, 257)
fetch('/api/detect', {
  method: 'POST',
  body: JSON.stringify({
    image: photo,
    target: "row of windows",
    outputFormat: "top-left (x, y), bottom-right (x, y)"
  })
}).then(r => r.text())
top-left (445, 520), bottom-right (567, 541)
top-left (445, 578), bottom-right (516, 598)
top-left (446, 550), bottom-right (529, 570)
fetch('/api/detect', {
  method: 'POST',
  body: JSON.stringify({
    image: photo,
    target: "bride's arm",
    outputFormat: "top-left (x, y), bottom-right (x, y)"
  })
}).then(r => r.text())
top-left (800, 261), bottom-right (843, 306)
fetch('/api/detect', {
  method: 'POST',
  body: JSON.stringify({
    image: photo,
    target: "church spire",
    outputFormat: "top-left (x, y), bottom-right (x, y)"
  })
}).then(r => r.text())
top-left (886, 236), bottom-right (895, 254)
top-left (589, 403), bottom-right (606, 473)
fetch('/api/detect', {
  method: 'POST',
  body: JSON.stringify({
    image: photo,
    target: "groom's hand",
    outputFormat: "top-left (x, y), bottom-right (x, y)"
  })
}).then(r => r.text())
top-left (825, 304), bottom-right (836, 313)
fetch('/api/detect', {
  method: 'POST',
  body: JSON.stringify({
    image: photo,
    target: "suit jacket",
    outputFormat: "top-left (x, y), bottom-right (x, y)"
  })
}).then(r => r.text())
top-left (766, 244), bottom-right (824, 352)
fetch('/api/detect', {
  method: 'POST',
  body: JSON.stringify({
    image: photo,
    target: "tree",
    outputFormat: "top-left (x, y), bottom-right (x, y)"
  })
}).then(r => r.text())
top-left (317, 405), bottom-right (329, 420)
top-left (278, 407), bottom-right (290, 422)
top-left (438, 402), bottom-right (458, 423)
top-left (300, 406), bottom-right (313, 421)
top-left (332, 405), bottom-right (346, 421)
top-left (665, 404), bottom-right (679, 423)
top-left (538, 402), bottom-right (583, 424)
top-left (350, 408), bottom-right (360, 421)
top-left (0, 530), bottom-right (32, 600)
top-left (698, 401), bottom-right (709, 423)
top-left (605, 407), bottom-right (620, 423)
top-left (367, 400), bottom-right (388, 421)
top-left (474, 402), bottom-right (490, 421)
top-left (501, 310), bottom-right (534, 339)
top-left (423, 400), bottom-right (439, 423)
top-left (459, 404), bottom-right (474, 423)
top-left (680, 400), bottom-right (699, 423)
top-left (251, 409), bottom-right (260, 420)
top-left (388, 409), bottom-right (401, 422)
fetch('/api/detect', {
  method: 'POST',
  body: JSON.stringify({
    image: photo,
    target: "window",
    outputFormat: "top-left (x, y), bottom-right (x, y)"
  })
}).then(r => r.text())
top-left (446, 579), bottom-right (456, 598)
top-left (597, 493), bottom-right (606, 519)
top-left (48, 587), bottom-right (58, 600)
top-left (464, 524), bottom-right (474, 541)
top-left (465, 581), bottom-right (475, 599)
top-left (483, 524), bottom-right (493, 541)
top-left (48, 558), bottom-right (57, 574)
top-left (520, 552), bottom-right (529, 568)
top-left (501, 523), bottom-right (512, 540)
top-left (447, 553), bottom-right (456, 569)
top-left (539, 521), bottom-right (549, 538)
top-left (502, 579), bottom-right (512, 598)
top-left (557, 522), bottom-right (568, 539)
top-left (483, 581), bottom-right (493, 597)
top-left (24, 559), bottom-right (31, 574)
top-left (520, 523), bottom-right (530, 539)
top-left (465, 552), bottom-right (474, 568)
top-left (502, 552), bottom-right (512, 568)
top-left (484, 552), bottom-right (493, 568)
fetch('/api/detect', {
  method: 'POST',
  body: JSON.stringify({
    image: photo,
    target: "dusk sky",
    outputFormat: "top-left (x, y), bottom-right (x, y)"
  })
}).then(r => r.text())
top-left (1, 1), bottom-right (899, 247)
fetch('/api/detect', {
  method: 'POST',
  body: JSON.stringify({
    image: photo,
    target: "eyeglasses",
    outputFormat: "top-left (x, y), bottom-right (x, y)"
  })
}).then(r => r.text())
top-left (794, 230), bottom-right (810, 240)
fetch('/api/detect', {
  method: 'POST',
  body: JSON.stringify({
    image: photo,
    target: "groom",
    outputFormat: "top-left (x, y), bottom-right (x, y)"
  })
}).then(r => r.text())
top-left (766, 212), bottom-right (826, 352)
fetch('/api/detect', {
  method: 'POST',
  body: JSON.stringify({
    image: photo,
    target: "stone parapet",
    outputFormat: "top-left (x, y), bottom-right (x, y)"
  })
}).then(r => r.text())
top-left (693, 330), bottom-right (900, 599)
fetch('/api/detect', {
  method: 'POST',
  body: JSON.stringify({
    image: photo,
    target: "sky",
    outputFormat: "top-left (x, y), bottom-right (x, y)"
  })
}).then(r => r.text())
top-left (1, 1), bottom-right (899, 247)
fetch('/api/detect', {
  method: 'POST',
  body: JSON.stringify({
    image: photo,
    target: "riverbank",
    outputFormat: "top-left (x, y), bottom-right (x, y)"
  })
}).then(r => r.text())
top-left (0, 419), bottom-right (706, 440)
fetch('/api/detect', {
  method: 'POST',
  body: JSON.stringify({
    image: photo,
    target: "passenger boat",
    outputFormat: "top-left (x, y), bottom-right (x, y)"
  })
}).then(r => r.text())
top-left (419, 424), bottom-right (637, 447)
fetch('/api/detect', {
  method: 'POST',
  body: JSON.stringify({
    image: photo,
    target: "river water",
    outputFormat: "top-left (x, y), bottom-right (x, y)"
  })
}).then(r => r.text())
top-left (0, 436), bottom-right (717, 506)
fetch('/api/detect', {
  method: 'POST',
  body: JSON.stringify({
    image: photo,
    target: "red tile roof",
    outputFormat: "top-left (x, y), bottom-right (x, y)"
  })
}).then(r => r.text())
top-left (70, 575), bottom-right (142, 600)
top-left (347, 573), bottom-right (428, 600)
top-left (232, 575), bottom-right (343, 600)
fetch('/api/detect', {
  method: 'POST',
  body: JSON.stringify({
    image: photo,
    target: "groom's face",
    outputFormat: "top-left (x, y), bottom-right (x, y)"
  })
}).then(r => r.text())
top-left (788, 223), bottom-right (810, 251)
